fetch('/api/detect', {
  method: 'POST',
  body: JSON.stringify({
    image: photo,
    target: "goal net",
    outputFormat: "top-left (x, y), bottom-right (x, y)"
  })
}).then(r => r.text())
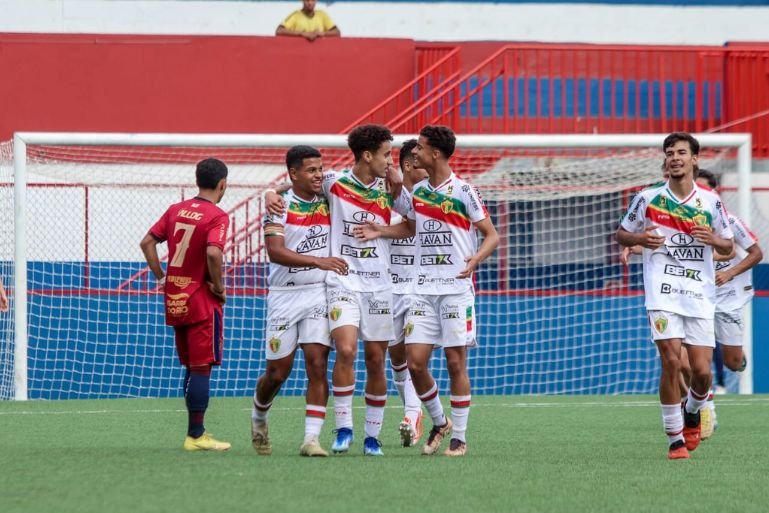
top-left (0, 133), bottom-right (757, 400)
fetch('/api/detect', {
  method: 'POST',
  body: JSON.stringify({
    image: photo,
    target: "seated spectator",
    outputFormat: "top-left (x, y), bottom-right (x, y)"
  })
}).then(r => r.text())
top-left (276, 0), bottom-right (340, 42)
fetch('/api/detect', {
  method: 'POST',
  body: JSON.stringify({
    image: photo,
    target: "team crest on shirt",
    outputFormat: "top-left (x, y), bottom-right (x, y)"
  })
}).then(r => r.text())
top-left (692, 213), bottom-right (708, 226)
top-left (329, 307), bottom-right (342, 321)
top-left (440, 200), bottom-right (453, 214)
top-left (269, 337), bottom-right (281, 353)
top-left (314, 203), bottom-right (329, 216)
top-left (660, 195), bottom-right (667, 208)
top-left (376, 196), bottom-right (388, 210)
top-left (654, 315), bottom-right (668, 334)
top-left (404, 322), bottom-right (414, 338)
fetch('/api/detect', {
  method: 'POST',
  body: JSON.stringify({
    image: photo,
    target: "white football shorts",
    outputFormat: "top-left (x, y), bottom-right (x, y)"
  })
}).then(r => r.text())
top-left (648, 310), bottom-right (715, 348)
top-left (327, 286), bottom-right (395, 342)
top-left (264, 285), bottom-right (331, 360)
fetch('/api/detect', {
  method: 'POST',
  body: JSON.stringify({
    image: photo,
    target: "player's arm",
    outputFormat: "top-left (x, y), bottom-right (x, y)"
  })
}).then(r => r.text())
top-left (716, 242), bottom-right (763, 286)
top-left (264, 224), bottom-right (348, 274)
top-left (353, 219), bottom-right (415, 241)
top-left (0, 276), bottom-right (8, 312)
top-left (616, 226), bottom-right (665, 249)
top-left (140, 233), bottom-right (166, 283)
top-left (263, 183), bottom-right (292, 215)
top-left (206, 245), bottom-right (226, 304)
top-left (619, 245), bottom-right (643, 266)
top-left (457, 217), bottom-right (499, 279)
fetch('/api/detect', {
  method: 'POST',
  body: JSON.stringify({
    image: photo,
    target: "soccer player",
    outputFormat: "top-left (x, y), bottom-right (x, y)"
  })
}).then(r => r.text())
top-left (355, 125), bottom-right (499, 457)
top-left (389, 139), bottom-right (428, 447)
top-left (140, 158), bottom-right (231, 452)
top-left (694, 169), bottom-right (763, 438)
top-left (265, 124), bottom-right (407, 456)
top-left (616, 132), bottom-right (734, 460)
top-left (250, 146), bottom-right (348, 457)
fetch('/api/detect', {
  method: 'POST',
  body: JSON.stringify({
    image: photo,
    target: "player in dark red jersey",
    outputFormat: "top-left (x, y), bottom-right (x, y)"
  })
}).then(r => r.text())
top-left (140, 158), bottom-right (231, 452)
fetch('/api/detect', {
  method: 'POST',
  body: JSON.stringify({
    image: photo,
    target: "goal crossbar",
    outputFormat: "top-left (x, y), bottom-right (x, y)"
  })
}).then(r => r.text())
top-left (10, 132), bottom-right (754, 400)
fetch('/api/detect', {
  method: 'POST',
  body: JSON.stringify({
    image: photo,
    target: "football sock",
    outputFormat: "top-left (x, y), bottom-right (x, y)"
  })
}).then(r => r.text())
top-left (305, 405), bottom-right (326, 442)
top-left (364, 393), bottom-right (386, 438)
top-left (450, 395), bottom-right (471, 443)
top-left (685, 387), bottom-right (708, 415)
top-left (419, 383), bottom-right (447, 427)
top-left (186, 366), bottom-right (211, 438)
top-left (662, 403), bottom-right (684, 446)
top-left (333, 385), bottom-right (355, 430)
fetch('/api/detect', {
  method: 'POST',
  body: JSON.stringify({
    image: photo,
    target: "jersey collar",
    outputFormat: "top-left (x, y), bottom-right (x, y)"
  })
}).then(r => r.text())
top-left (664, 181), bottom-right (697, 205)
top-left (426, 172), bottom-right (455, 192)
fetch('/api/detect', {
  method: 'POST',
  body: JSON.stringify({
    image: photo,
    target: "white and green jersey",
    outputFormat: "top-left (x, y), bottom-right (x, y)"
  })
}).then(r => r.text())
top-left (322, 170), bottom-right (409, 292)
top-left (263, 189), bottom-right (331, 289)
top-left (620, 181), bottom-right (733, 319)
top-left (407, 173), bottom-right (488, 295)
top-left (389, 187), bottom-right (417, 294)
top-left (716, 214), bottom-right (758, 312)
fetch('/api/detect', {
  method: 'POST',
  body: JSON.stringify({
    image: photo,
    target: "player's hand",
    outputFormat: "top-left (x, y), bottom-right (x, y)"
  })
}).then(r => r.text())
top-left (0, 290), bottom-right (8, 312)
top-left (457, 256), bottom-right (480, 279)
top-left (619, 245), bottom-right (642, 266)
top-left (265, 191), bottom-right (286, 216)
top-left (303, 32), bottom-right (319, 41)
top-left (352, 221), bottom-right (381, 241)
top-left (715, 270), bottom-right (733, 287)
top-left (208, 282), bottom-right (226, 305)
top-left (385, 165), bottom-right (403, 193)
top-left (690, 225), bottom-right (717, 246)
top-left (638, 225), bottom-right (665, 249)
top-left (315, 257), bottom-right (349, 275)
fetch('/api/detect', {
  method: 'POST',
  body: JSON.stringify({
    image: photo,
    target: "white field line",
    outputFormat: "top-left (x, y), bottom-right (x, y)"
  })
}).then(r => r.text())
top-left (1, 396), bottom-right (768, 416)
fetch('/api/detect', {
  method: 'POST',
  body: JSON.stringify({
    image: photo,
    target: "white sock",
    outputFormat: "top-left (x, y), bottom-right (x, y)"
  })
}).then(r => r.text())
top-left (661, 403), bottom-right (684, 445)
top-left (364, 393), bottom-right (386, 439)
top-left (252, 395), bottom-right (271, 423)
top-left (392, 363), bottom-right (421, 425)
top-left (419, 384), bottom-right (446, 427)
top-left (333, 385), bottom-right (354, 430)
top-left (685, 387), bottom-right (709, 414)
top-left (450, 395), bottom-right (471, 443)
top-left (304, 405), bottom-right (326, 442)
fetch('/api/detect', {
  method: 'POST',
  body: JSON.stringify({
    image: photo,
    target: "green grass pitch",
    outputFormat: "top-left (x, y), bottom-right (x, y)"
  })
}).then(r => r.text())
top-left (2, 395), bottom-right (768, 513)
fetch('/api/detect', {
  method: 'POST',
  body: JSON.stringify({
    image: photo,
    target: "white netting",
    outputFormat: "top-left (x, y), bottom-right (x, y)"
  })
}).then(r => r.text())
top-left (0, 135), bottom-right (759, 399)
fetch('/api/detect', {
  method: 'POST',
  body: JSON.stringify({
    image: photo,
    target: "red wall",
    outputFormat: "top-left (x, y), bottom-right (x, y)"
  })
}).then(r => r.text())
top-left (0, 33), bottom-right (416, 139)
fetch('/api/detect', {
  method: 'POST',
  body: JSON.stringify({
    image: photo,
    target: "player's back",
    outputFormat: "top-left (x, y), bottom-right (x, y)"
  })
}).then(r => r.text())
top-left (150, 197), bottom-right (229, 324)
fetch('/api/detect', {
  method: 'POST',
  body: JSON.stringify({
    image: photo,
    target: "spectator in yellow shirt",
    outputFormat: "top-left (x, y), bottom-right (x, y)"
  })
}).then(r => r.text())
top-left (276, 0), bottom-right (341, 42)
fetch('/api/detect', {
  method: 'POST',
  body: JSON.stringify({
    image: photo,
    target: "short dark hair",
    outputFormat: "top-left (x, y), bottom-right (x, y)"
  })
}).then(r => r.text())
top-left (696, 168), bottom-right (719, 188)
top-left (399, 138), bottom-right (418, 172)
top-left (420, 125), bottom-right (456, 159)
top-left (196, 158), bottom-right (228, 189)
top-left (663, 132), bottom-right (700, 155)
top-left (286, 145), bottom-right (322, 170)
top-left (347, 124), bottom-right (393, 162)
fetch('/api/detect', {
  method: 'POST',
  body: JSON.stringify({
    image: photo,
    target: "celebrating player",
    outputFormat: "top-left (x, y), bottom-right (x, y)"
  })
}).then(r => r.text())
top-left (250, 146), bottom-right (348, 457)
top-left (265, 124), bottom-right (407, 456)
top-left (616, 132), bottom-right (734, 460)
top-left (140, 157), bottom-right (232, 452)
top-left (355, 125), bottom-right (499, 456)
top-left (389, 139), bottom-right (428, 447)
top-left (694, 168), bottom-right (763, 438)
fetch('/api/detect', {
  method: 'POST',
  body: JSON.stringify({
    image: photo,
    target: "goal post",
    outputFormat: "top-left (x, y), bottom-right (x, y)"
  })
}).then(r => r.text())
top-left (4, 132), bottom-right (755, 400)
